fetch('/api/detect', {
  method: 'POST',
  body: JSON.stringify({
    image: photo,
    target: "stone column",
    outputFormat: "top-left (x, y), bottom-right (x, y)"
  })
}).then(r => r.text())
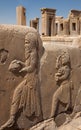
top-left (30, 20), bottom-right (33, 27)
top-left (30, 18), bottom-right (39, 32)
top-left (79, 18), bottom-right (81, 35)
top-left (16, 6), bottom-right (26, 25)
top-left (63, 20), bottom-right (69, 35)
top-left (58, 22), bottom-right (60, 35)
top-left (41, 13), bottom-right (45, 35)
top-left (76, 19), bottom-right (79, 35)
top-left (36, 18), bottom-right (39, 32)
top-left (45, 13), bottom-right (48, 36)
top-left (51, 17), bottom-right (55, 36)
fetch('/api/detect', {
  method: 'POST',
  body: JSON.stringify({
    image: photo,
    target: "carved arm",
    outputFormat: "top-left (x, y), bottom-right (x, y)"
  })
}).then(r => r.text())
top-left (19, 48), bottom-right (37, 73)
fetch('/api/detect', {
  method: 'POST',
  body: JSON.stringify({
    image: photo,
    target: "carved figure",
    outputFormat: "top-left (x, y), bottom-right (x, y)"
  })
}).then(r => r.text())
top-left (61, 86), bottom-right (81, 125)
top-left (50, 51), bottom-right (71, 119)
top-left (0, 32), bottom-right (43, 130)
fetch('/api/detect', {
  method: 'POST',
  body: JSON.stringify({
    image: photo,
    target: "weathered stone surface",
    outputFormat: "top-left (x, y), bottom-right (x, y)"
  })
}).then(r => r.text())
top-left (40, 42), bottom-right (81, 126)
top-left (28, 117), bottom-right (81, 130)
top-left (30, 18), bottom-right (39, 32)
top-left (58, 117), bottom-right (81, 130)
top-left (28, 118), bottom-right (57, 130)
top-left (1, 24), bottom-right (81, 130)
top-left (40, 8), bottom-right (81, 36)
top-left (0, 25), bottom-right (43, 130)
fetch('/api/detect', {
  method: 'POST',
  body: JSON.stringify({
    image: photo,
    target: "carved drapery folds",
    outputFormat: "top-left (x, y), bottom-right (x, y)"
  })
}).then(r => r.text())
top-left (0, 32), bottom-right (43, 130)
top-left (51, 50), bottom-right (72, 119)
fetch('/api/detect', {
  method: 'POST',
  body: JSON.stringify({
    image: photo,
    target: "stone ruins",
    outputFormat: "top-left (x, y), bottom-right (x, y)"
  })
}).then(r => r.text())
top-left (0, 5), bottom-right (81, 130)
top-left (16, 6), bottom-right (26, 26)
top-left (16, 6), bottom-right (81, 37)
top-left (30, 18), bottom-right (39, 32)
top-left (41, 8), bottom-right (81, 36)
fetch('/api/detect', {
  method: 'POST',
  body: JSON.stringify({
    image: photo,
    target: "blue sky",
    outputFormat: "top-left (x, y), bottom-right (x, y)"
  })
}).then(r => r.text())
top-left (0, 0), bottom-right (81, 26)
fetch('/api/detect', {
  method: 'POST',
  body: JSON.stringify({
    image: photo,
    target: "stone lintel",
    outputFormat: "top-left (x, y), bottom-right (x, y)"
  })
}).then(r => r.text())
top-left (70, 9), bottom-right (81, 13)
top-left (55, 16), bottom-right (63, 20)
top-left (41, 8), bottom-right (56, 14)
top-left (30, 18), bottom-right (39, 23)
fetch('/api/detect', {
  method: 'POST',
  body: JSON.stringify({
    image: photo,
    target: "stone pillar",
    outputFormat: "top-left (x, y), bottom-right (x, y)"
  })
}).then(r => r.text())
top-left (58, 23), bottom-right (60, 35)
top-left (59, 22), bottom-right (64, 35)
top-left (30, 18), bottom-right (39, 32)
top-left (36, 18), bottom-right (39, 32)
top-left (30, 20), bottom-right (33, 27)
top-left (51, 16), bottom-right (55, 36)
top-left (55, 16), bottom-right (63, 36)
top-left (69, 10), bottom-right (81, 36)
top-left (79, 18), bottom-right (81, 35)
top-left (63, 19), bottom-right (69, 35)
top-left (45, 13), bottom-right (48, 36)
top-left (16, 6), bottom-right (26, 25)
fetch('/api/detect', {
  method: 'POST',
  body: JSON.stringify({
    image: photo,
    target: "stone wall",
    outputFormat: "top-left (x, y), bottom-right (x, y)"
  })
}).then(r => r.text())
top-left (41, 43), bottom-right (81, 123)
top-left (0, 25), bottom-right (81, 130)
top-left (0, 25), bottom-right (37, 129)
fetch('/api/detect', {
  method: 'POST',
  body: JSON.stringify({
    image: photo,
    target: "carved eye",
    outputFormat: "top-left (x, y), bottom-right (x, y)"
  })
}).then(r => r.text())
top-left (25, 40), bottom-right (30, 44)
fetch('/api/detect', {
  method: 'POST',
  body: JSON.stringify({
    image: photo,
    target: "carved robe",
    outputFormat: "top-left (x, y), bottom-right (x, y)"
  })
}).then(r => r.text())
top-left (55, 65), bottom-right (71, 104)
top-left (10, 42), bottom-right (41, 117)
top-left (51, 65), bottom-right (71, 117)
top-left (10, 72), bottom-right (41, 117)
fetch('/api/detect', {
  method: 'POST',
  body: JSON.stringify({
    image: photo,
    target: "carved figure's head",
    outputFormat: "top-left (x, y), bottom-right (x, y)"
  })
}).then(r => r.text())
top-left (61, 51), bottom-right (70, 65)
top-left (56, 50), bottom-right (70, 69)
top-left (25, 32), bottom-right (44, 59)
top-left (25, 32), bottom-right (37, 49)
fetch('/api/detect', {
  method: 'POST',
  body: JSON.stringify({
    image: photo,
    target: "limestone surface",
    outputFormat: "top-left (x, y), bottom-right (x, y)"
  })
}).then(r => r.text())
top-left (0, 24), bottom-right (81, 130)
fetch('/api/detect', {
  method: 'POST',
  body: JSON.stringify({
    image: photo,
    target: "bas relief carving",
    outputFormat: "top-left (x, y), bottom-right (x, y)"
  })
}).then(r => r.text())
top-left (1, 30), bottom-right (81, 130)
top-left (50, 50), bottom-right (73, 122)
top-left (50, 50), bottom-right (81, 126)
top-left (0, 32), bottom-right (44, 130)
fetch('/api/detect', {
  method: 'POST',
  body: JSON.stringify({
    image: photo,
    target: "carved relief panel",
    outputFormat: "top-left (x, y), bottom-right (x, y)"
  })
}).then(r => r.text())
top-left (0, 25), bottom-right (43, 130)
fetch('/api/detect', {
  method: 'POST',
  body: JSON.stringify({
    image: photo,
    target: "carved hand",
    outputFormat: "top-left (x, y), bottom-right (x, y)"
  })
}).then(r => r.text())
top-left (16, 60), bottom-right (21, 64)
top-left (10, 60), bottom-right (22, 65)
top-left (16, 60), bottom-right (23, 65)
top-left (19, 67), bottom-right (28, 73)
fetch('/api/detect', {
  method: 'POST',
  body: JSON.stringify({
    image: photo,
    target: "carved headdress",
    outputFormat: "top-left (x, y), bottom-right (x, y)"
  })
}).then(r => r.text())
top-left (56, 50), bottom-right (70, 69)
top-left (25, 32), bottom-right (44, 59)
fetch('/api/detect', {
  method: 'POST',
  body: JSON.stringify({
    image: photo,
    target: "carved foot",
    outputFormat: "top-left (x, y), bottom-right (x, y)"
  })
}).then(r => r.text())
top-left (0, 116), bottom-right (15, 130)
top-left (63, 115), bottom-right (72, 125)
top-left (73, 112), bottom-right (81, 119)
top-left (50, 113), bottom-right (55, 120)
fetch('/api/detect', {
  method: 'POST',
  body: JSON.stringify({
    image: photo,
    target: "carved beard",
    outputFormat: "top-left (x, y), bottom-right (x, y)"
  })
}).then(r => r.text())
top-left (25, 43), bottom-right (33, 61)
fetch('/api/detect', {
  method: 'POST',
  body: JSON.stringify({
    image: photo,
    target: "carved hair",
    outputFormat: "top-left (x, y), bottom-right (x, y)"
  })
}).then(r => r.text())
top-left (25, 32), bottom-right (37, 42)
top-left (61, 51), bottom-right (70, 65)
top-left (25, 32), bottom-right (44, 59)
top-left (56, 50), bottom-right (70, 69)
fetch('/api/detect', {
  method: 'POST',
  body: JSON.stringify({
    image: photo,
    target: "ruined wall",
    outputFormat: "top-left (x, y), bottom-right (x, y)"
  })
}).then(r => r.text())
top-left (0, 25), bottom-right (38, 129)
top-left (28, 42), bottom-right (81, 130)
top-left (0, 25), bottom-right (81, 130)
top-left (40, 43), bottom-right (81, 125)
top-left (41, 9), bottom-right (81, 36)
